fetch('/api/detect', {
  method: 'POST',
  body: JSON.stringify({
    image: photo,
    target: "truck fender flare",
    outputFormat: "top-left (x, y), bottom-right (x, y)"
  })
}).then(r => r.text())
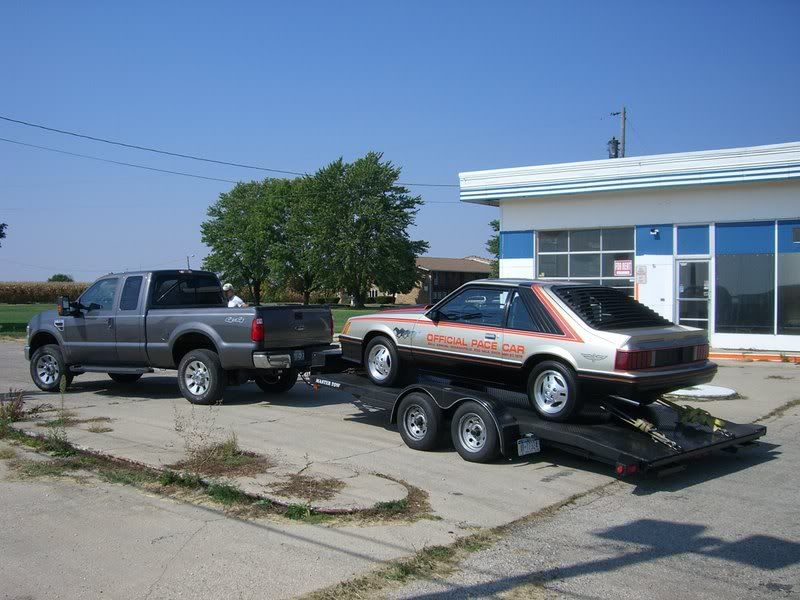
top-left (390, 385), bottom-right (519, 456)
top-left (168, 323), bottom-right (223, 356)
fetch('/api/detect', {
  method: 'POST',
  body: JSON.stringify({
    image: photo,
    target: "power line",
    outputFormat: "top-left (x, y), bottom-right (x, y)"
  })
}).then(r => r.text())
top-left (0, 114), bottom-right (459, 188)
top-left (0, 137), bottom-right (239, 184)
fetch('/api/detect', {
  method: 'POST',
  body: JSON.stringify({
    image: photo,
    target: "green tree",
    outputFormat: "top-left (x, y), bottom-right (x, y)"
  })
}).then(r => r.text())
top-left (48, 274), bottom-right (74, 282)
top-left (0, 223), bottom-right (7, 247)
top-left (201, 179), bottom-right (290, 304)
top-left (486, 219), bottom-right (500, 278)
top-left (315, 152), bottom-right (428, 307)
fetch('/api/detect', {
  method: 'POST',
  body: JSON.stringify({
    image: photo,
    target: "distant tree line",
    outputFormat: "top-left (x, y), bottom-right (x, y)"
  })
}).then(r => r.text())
top-left (201, 152), bottom-right (428, 308)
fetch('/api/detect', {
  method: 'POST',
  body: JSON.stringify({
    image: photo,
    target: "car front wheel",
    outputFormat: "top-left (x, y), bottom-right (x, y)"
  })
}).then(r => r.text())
top-left (527, 360), bottom-right (581, 422)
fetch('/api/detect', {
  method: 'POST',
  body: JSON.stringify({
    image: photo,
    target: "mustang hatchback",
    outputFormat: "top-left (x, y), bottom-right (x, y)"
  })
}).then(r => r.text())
top-left (339, 279), bottom-right (716, 421)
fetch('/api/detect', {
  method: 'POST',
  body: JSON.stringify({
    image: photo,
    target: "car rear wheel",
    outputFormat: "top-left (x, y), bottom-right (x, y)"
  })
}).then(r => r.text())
top-left (30, 344), bottom-right (72, 392)
top-left (177, 349), bottom-right (224, 405)
top-left (108, 373), bottom-right (142, 384)
top-left (364, 336), bottom-right (400, 387)
top-left (397, 393), bottom-right (442, 451)
top-left (254, 368), bottom-right (298, 394)
top-left (451, 401), bottom-right (501, 463)
top-left (527, 360), bottom-right (581, 422)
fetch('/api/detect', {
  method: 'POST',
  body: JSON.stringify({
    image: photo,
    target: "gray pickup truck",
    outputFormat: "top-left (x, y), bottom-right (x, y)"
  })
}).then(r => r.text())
top-left (24, 270), bottom-right (335, 404)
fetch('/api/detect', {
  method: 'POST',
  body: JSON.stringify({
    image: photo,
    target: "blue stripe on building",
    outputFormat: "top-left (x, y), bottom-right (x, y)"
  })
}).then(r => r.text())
top-left (499, 230), bottom-right (534, 259)
top-left (677, 225), bottom-right (710, 255)
top-left (716, 221), bottom-right (775, 255)
top-left (778, 220), bottom-right (800, 253)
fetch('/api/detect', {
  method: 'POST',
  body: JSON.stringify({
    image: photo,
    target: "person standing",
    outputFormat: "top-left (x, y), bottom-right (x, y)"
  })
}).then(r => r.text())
top-left (222, 283), bottom-right (247, 308)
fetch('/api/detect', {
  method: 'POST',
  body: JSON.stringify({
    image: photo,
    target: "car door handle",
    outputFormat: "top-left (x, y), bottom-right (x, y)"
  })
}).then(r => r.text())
top-left (107, 318), bottom-right (114, 328)
top-left (485, 333), bottom-right (496, 340)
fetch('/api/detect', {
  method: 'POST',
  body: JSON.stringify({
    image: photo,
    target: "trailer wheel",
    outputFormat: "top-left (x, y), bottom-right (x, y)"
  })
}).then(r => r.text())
top-left (177, 349), bottom-right (224, 405)
top-left (397, 393), bottom-right (442, 451)
top-left (451, 401), bottom-right (500, 463)
top-left (30, 344), bottom-right (72, 392)
top-left (364, 336), bottom-right (400, 387)
top-left (254, 369), bottom-right (298, 394)
top-left (527, 360), bottom-right (581, 422)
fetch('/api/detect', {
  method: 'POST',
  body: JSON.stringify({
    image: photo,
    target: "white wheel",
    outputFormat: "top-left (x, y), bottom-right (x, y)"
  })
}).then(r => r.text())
top-left (532, 369), bottom-right (570, 416)
top-left (184, 360), bottom-right (210, 396)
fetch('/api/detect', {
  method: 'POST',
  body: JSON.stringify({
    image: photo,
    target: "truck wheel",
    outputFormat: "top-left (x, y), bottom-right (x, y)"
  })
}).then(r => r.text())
top-left (30, 344), bottom-right (73, 392)
top-left (364, 336), bottom-right (400, 387)
top-left (527, 360), bottom-right (581, 422)
top-left (254, 369), bottom-right (298, 394)
top-left (108, 373), bottom-right (142, 384)
top-left (451, 401), bottom-right (501, 463)
top-left (177, 349), bottom-right (224, 405)
top-left (397, 392), bottom-right (443, 451)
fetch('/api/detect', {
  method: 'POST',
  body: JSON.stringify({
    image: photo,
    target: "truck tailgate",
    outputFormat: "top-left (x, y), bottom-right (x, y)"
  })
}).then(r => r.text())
top-left (256, 305), bottom-right (332, 348)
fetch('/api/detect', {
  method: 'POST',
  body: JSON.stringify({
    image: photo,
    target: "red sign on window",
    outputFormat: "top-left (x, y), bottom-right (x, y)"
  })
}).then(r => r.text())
top-left (614, 259), bottom-right (633, 277)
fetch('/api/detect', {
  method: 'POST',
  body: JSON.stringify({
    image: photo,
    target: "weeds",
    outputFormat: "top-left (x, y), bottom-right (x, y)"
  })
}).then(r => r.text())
top-left (0, 447), bottom-right (16, 460)
top-left (207, 482), bottom-right (248, 505)
top-left (159, 470), bottom-right (202, 487)
top-left (169, 432), bottom-right (274, 477)
top-left (0, 389), bottom-right (26, 436)
top-left (271, 473), bottom-right (345, 502)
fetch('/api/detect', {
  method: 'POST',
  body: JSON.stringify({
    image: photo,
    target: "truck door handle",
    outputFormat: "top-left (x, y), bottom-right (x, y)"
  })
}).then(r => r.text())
top-left (107, 318), bottom-right (114, 328)
top-left (485, 333), bottom-right (496, 340)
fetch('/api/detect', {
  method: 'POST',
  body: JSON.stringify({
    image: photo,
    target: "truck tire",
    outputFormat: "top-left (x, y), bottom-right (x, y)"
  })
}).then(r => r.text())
top-left (364, 336), bottom-right (400, 387)
top-left (108, 373), bottom-right (142, 384)
top-left (177, 349), bottom-right (225, 405)
top-left (30, 344), bottom-right (73, 392)
top-left (397, 392), bottom-right (443, 451)
top-left (527, 360), bottom-right (581, 422)
top-left (254, 369), bottom-right (298, 394)
top-left (451, 401), bottom-right (501, 463)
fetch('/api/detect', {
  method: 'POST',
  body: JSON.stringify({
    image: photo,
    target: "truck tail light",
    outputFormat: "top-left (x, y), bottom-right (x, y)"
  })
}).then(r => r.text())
top-left (694, 344), bottom-right (709, 360)
top-left (329, 316), bottom-right (334, 338)
top-left (614, 349), bottom-right (653, 371)
top-left (250, 317), bottom-right (264, 342)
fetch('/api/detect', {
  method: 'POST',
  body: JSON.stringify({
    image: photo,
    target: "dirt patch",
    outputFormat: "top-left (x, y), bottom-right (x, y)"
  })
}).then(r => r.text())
top-left (36, 415), bottom-right (113, 428)
top-left (756, 398), bottom-right (800, 423)
top-left (168, 433), bottom-right (275, 477)
top-left (270, 473), bottom-right (345, 502)
top-left (87, 424), bottom-right (114, 433)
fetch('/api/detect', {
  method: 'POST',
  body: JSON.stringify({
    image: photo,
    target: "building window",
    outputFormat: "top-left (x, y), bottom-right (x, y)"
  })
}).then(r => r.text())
top-left (537, 227), bottom-right (634, 294)
top-left (778, 220), bottom-right (800, 335)
top-left (715, 222), bottom-right (775, 334)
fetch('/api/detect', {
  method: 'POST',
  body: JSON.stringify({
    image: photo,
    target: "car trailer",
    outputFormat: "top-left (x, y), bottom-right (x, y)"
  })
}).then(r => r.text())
top-left (310, 371), bottom-right (767, 476)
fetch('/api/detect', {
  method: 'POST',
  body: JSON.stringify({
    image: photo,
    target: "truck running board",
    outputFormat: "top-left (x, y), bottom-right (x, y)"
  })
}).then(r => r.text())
top-left (69, 365), bottom-right (154, 375)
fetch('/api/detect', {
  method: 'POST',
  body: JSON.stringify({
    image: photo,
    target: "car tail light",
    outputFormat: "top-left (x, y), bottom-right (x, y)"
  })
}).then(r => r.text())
top-left (341, 320), bottom-right (350, 336)
top-left (614, 349), bottom-right (654, 371)
top-left (694, 344), bottom-right (709, 360)
top-left (250, 317), bottom-right (264, 342)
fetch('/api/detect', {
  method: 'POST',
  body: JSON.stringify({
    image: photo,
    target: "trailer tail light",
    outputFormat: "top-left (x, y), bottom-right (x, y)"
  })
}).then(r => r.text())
top-left (615, 463), bottom-right (639, 477)
top-left (694, 344), bottom-right (709, 360)
top-left (250, 317), bottom-right (264, 342)
top-left (614, 350), bottom-right (653, 371)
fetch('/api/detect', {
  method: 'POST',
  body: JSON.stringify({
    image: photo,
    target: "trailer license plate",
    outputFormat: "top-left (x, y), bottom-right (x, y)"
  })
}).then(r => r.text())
top-left (293, 350), bottom-right (305, 362)
top-left (517, 437), bottom-right (541, 456)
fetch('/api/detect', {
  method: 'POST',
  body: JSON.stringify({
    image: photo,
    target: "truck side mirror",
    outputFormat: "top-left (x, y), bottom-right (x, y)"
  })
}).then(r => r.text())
top-left (57, 296), bottom-right (71, 316)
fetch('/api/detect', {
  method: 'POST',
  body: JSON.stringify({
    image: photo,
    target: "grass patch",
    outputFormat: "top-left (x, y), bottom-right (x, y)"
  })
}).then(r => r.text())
top-left (0, 447), bottom-right (16, 460)
top-left (87, 425), bottom-right (114, 433)
top-left (270, 473), bottom-right (345, 502)
top-left (756, 398), bottom-right (800, 422)
top-left (36, 415), bottom-right (112, 428)
top-left (169, 432), bottom-right (274, 477)
top-left (207, 482), bottom-right (249, 505)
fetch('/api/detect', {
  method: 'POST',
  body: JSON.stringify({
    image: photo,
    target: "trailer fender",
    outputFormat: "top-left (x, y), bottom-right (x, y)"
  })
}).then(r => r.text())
top-left (391, 385), bottom-right (520, 456)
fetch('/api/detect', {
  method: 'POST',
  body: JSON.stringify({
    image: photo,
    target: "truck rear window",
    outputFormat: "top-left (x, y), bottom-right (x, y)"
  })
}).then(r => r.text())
top-left (151, 274), bottom-right (225, 308)
top-left (552, 285), bottom-right (672, 331)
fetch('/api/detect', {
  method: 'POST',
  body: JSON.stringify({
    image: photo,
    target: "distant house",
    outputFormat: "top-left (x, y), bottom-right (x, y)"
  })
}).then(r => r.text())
top-left (392, 256), bottom-right (492, 304)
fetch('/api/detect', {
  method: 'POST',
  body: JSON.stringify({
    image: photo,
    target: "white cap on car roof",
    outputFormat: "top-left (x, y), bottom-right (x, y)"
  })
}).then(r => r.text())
top-left (222, 283), bottom-right (233, 291)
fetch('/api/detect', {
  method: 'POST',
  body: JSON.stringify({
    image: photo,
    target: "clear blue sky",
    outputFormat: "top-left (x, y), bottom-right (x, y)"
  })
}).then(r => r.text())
top-left (1, 1), bottom-right (799, 281)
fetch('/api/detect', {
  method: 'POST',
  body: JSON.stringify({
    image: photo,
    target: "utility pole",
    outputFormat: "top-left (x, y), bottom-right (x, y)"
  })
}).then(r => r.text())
top-left (609, 106), bottom-right (627, 158)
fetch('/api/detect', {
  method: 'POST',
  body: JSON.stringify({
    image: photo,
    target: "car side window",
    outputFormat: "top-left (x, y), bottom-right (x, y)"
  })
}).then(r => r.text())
top-left (80, 278), bottom-right (119, 311)
top-left (437, 287), bottom-right (509, 327)
top-left (119, 276), bottom-right (143, 311)
top-left (507, 292), bottom-right (539, 332)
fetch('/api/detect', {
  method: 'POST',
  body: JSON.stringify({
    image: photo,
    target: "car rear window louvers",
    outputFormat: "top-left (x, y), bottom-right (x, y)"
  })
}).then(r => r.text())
top-left (552, 286), bottom-right (672, 331)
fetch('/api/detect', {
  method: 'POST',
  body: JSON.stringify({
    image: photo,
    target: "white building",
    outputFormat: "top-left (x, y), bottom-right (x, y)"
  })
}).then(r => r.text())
top-left (459, 142), bottom-right (800, 352)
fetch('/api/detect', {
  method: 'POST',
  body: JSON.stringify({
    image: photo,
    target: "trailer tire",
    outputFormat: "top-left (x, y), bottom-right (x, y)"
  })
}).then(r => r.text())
top-left (177, 349), bottom-right (224, 405)
top-left (30, 344), bottom-right (72, 392)
top-left (451, 401), bottom-right (501, 463)
top-left (364, 336), bottom-right (401, 387)
top-left (254, 369), bottom-right (298, 394)
top-left (108, 373), bottom-right (142, 384)
top-left (527, 360), bottom-right (581, 422)
top-left (397, 393), bottom-right (443, 451)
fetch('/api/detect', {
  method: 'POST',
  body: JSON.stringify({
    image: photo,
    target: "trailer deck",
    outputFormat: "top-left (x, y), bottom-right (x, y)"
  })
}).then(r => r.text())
top-left (311, 371), bottom-right (767, 474)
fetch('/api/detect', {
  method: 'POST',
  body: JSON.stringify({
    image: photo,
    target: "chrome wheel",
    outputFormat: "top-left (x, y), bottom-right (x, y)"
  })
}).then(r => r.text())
top-left (184, 360), bottom-right (210, 396)
top-left (367, 344), bottom-right (392, 382)
top-left (533, 369), bottom-right (569, 415)
top-left (403, 404), bottom-right (428, 441)
top-left (36, 354), bottom-right (60, 386)
top-left (457, 412), bottom-right (487, 453)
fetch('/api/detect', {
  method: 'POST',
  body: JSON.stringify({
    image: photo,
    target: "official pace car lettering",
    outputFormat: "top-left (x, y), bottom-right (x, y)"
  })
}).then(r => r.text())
top-left (427, 333), bottom-right (467, 348)
top-left (425, 333), bottom-right (525, 360)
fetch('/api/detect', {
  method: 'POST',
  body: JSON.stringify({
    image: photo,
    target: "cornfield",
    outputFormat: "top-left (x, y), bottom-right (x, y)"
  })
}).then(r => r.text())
top-left (0, 282), bottom-right (90, 304)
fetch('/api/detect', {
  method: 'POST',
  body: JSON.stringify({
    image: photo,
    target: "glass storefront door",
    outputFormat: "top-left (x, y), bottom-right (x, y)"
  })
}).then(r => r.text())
top-left (676, 260), bottom-right (710, 329)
